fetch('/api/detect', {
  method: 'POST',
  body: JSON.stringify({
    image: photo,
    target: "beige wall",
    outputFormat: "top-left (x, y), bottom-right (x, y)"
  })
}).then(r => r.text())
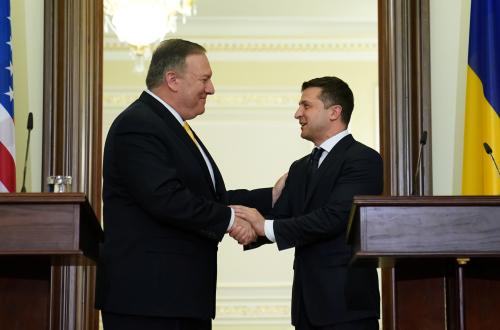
top-left (430, 0), bottom-right (471, 195)
top-left (11, 0), bottom-right (44, 192)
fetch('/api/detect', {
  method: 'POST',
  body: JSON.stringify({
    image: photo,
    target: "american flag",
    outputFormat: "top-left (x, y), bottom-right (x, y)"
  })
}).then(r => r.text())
top-left (0, 0), bottom-right (15, 192)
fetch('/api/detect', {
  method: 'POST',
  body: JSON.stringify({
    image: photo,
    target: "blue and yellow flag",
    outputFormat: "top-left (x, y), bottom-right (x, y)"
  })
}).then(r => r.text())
top-left (462, 0), bottom-right (500, 195)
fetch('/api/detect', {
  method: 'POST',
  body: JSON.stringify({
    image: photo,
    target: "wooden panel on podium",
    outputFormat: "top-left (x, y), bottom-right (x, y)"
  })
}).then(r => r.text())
top-left (347, 196), bottom-right (500, 330)
top-left (0, 193), bottom-right (102, 330)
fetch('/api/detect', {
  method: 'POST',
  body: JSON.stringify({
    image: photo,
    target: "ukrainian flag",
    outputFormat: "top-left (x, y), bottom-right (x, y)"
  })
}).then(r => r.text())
top-left (462, 0), bottom-right (500, 195)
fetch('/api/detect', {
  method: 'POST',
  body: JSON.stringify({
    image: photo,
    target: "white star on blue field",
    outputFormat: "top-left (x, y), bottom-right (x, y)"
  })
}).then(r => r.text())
top-left (0, 7), bottom-right (13, 118)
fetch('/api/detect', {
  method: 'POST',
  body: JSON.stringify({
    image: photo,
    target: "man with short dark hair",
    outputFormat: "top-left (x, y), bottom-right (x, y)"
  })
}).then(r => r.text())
top-left (96, 39), bottom-right (274, 330)
top-left (233, 76), bottom-right (383, 330)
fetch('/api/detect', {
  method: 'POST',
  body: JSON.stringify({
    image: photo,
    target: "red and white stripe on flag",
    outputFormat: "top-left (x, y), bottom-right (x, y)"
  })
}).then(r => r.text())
top-left (0, 0), bottom-right (15, 192)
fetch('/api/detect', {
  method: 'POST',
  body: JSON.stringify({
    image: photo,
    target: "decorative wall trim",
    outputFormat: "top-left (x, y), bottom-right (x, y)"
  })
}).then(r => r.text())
top-left (214, 283), bottom-right (292, 326)
top-left (104, 37), bottom-right (377, 62)
top-left (103, 88), bottom-right (140, 109)
top-left (105, 37), bottom-right (377, 52)
top-left (104, 16), bottom-right (377, 62)
top-left (103, 87), bottom-right (301, 127)
top-left (103, 87), bottom-right (299, 111)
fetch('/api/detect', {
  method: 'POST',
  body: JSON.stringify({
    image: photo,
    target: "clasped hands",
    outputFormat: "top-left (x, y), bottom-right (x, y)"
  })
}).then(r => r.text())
top-left (228, 206), bottom-right (265, 245)
top-left (228, 172), bottom-right (287, 245)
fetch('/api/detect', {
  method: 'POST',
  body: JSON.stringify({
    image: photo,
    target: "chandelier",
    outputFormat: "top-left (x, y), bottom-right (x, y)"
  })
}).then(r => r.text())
top-left (104, 0), bottom-right (196, 71)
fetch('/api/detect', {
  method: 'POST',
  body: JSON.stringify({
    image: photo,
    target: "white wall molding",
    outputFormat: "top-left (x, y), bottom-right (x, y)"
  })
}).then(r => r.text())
top-left (102, 87), bottom-right (301, 130)
top-left (214, 283), bottom-right (292, 326)
top-left (103, 86), bottom-right (299, 111)
top-left (104, 16), bottom-right (377, 62)
top-left (104, 37), bottom-right (377, 62)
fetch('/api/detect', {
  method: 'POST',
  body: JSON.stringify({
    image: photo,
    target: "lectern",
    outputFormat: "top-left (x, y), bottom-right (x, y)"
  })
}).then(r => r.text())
top-left (347, 196), bottom-right (500, 330)
top-left (0, 193), bottom-right (103, 330)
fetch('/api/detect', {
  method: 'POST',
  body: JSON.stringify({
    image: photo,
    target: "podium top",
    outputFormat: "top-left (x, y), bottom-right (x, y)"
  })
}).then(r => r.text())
top-left (0, 192), bottom-right (87, 204)
top-left (348, 195), bottom-right (500, 262)
top-left (353, 195), bottom-right (500, 206)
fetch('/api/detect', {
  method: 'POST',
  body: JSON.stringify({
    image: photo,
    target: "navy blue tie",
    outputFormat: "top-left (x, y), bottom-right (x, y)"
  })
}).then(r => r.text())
top-left (306, 147), bottom-right (323, 190)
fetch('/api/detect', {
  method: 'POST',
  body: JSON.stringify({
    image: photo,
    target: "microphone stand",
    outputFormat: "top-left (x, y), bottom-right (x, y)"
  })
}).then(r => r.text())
top-left (20, 113), bottom-right (33, 193)
top-left (412, 131), bottom-right (427, 196)
top-left (483, 142), bottom-right (500, 177)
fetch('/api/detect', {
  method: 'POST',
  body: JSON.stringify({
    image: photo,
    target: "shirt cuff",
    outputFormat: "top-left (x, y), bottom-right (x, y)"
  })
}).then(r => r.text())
top-left (264, 219), bottom-right (276, 242)
top-left (227, 207), bottom-right (235, 232)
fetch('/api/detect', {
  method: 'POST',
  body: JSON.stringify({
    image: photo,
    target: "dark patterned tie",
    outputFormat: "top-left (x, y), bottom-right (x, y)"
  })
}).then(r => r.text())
top-left (306, 147), bottom-right (323, 191)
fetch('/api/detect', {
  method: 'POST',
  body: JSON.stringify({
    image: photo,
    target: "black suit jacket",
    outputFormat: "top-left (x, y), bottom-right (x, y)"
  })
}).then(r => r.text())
top-left (95, 91), bottom-right (271, 319)
top-left (264, 134), bottom-right (383, 326)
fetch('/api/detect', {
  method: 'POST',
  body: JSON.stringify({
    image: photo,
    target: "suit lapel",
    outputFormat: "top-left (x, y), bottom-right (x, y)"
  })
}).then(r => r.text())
top-left (139, 92), bottom-right (218, 196)
top-left (303, 135), bottom-right (355, 207)
top-left (191, 130), bottom-right (226, 195)
top-left (296, 158), bottom-right (311, 205)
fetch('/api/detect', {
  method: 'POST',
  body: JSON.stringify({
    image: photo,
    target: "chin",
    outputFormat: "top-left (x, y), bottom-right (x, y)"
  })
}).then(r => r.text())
top-left (301, 133), bottom-right (314, 143)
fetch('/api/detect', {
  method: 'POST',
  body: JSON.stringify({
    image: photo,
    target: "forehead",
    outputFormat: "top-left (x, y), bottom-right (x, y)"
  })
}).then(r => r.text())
top-left (300, 87), bottom-right (322, 101)
top-left (183, 53), bottom-right (211, 75)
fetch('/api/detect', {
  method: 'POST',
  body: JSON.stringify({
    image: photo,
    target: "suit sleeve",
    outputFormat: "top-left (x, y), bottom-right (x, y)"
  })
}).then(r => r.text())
top-left (112, 113), bottom-right (230, 241)
top-left (243, 165), bottom-right (296, 251)
top-left (227, 188), bottom-right (272, 215)
top-left (274, 150), bottom-right (383, 250)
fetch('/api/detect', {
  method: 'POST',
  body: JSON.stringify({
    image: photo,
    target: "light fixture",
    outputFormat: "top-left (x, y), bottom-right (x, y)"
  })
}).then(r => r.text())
top-left (104, 0), bottom-right (196, 71)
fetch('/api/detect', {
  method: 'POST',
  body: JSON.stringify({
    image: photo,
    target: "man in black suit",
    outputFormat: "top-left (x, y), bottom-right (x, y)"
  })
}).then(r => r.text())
top-left (233, 77), bottom-right (383, 330)
top-left (96, 39), bottom-right (274, 330)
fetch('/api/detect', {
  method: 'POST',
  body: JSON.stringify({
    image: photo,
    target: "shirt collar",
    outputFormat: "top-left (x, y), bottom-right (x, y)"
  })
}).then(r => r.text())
top-left (317, 129), bottom-right (350, 153)
top-left (145, 89), bottom-right (184, 126)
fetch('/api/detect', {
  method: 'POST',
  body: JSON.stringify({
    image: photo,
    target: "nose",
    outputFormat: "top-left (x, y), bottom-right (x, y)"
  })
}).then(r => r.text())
top-left (294, 106), bottom-right (303, 119)
top-left (206, 79), bottom-right (215, 95)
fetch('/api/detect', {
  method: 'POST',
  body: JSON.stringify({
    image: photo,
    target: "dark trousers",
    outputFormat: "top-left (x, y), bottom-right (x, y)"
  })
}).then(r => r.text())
top-left (294, 287), bottom-right (378, 330)
top-left (101, 312), bottom-right (211, 330)
top-left (295, 316), bottom-right (379, 330)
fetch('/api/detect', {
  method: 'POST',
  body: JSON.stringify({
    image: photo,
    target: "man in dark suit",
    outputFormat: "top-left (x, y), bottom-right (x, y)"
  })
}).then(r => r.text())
top-left (95, 39), bottom-right (274, 330)
top-left (233, 76), bottom-right (383, 330)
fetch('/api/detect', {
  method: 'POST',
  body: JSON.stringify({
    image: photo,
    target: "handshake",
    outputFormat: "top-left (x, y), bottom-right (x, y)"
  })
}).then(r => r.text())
top-left (227, 172), bottom-right (287, 245)
top-left (228, 205), bottom-right (265, 245)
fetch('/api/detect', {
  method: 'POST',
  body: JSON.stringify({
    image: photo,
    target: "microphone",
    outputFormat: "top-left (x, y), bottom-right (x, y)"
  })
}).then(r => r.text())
top-left (20, 112), bottom-right (33, 193)
top-left (412, 130), bottom-right (427, 195)
top-left (420, 131), bottom-right (428, 145)
top-left (483, 142), bottom-right (500, 177)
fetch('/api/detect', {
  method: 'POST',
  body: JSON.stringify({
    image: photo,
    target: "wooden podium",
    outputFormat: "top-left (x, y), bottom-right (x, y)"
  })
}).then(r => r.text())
top-left (0, 193), bottom-right (103, 330)
top-left (347, 196), bottom-right (500, 330)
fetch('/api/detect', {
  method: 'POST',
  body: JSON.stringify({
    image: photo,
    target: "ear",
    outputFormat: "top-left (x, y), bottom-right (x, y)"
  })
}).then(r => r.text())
top-left (164, 71), bottom-right (178, 91)
top-left (329, 105), bottom-right (342, 121)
